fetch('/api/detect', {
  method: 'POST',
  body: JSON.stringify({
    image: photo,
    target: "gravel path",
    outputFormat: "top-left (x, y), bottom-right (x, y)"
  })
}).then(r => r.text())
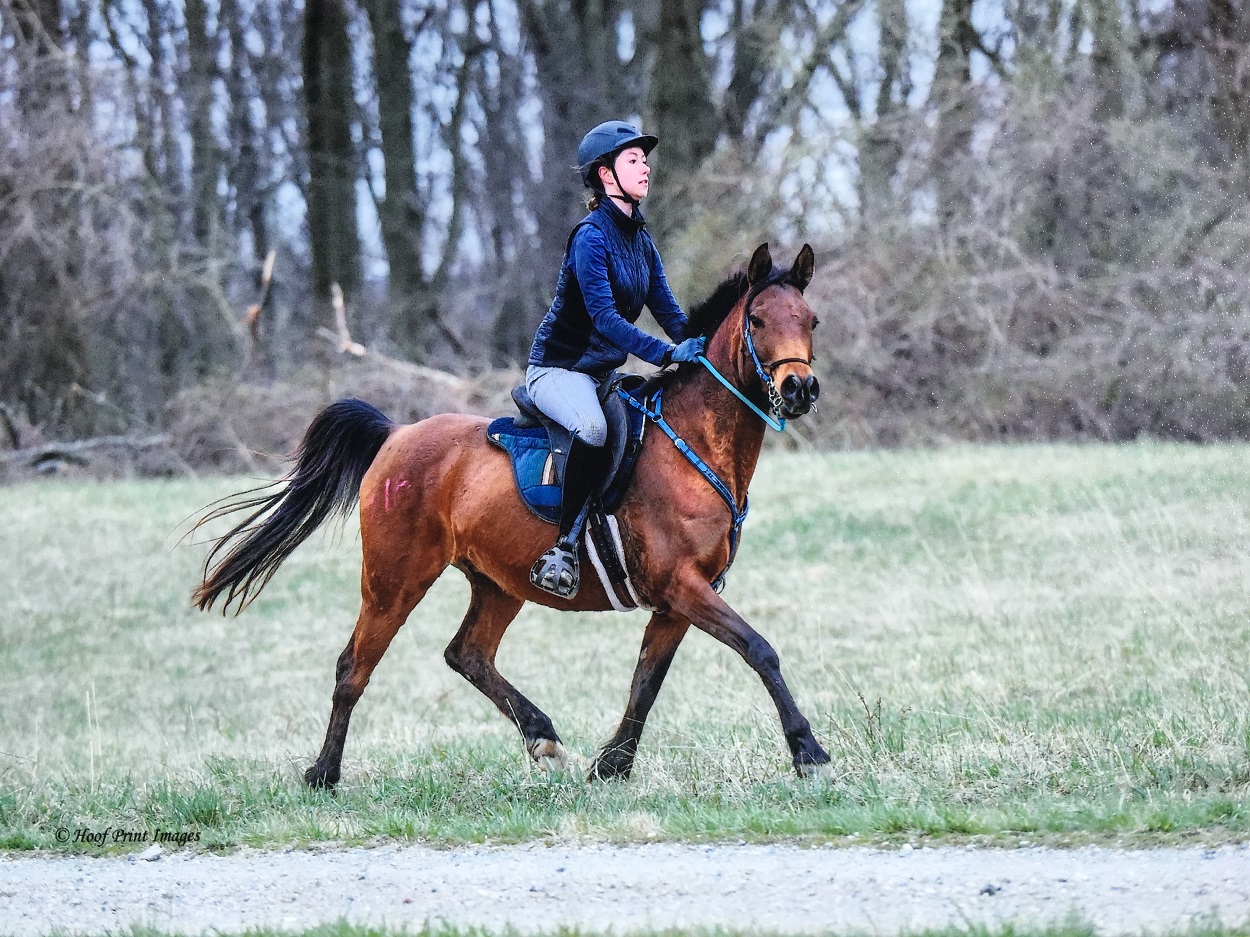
top-left (2, 842), bottom-right (1248, 935)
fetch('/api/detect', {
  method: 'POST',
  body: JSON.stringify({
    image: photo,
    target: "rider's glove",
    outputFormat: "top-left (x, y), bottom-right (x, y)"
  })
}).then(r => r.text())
top-left (664, 336), bottom-right (706, 367)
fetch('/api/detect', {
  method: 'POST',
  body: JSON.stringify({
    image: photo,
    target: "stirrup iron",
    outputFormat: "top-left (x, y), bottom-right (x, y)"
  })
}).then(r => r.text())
top-left (530, 540), bottom-right (580, 598)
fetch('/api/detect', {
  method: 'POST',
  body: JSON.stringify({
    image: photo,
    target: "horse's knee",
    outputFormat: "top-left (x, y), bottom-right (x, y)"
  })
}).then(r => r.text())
top-left (443, 643), bottom-right (465, 676)
top-left (332, 679), bottom-right (364, 709)
top-left (744, 636), bottom-right (780, 675)
top-left (334, 645), bottom-right (354, 683)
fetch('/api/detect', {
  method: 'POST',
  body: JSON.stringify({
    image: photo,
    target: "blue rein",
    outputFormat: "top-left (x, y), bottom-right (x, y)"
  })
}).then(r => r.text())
top-left (695, 354), bottom-right (786, 432)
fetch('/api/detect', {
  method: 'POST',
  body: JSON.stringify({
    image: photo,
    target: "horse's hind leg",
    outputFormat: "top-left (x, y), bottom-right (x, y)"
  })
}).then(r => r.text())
top-left (443, 571), bottom-right (567, 772)
top-left (305, 571), bottom-right (440, 790)
top-left (590, 611), bottom-right (689, 781)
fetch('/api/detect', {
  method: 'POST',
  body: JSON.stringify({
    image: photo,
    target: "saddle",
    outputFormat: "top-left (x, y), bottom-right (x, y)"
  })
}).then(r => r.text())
top-left (487, 373), bottom-right (652, 612)
top-left (486, 373), bottom-right (648, 525)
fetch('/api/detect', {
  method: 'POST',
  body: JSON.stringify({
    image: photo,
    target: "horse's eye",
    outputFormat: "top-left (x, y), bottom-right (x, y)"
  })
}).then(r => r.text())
top-left (748, 315), bottom-right (764, 329)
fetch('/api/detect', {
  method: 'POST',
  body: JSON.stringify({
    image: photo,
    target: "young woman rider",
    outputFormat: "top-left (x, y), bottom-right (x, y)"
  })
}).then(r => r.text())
top-left (526, 120), bottom-right (706, 599)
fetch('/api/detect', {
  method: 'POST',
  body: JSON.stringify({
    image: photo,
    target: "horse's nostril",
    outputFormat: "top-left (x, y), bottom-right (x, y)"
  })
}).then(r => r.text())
top-left (781, 374), bottom-right (801, 398)
top-left (807, 376), bottom-right (821, 401)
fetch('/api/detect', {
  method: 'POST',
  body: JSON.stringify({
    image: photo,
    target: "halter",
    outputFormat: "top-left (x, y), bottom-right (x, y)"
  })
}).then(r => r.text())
top-left (698, 271), bottom-right (816, 432)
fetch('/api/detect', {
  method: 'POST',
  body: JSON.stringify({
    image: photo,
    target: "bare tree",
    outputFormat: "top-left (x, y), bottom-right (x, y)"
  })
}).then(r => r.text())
top-left (304, 0), bottom-right (363, 314)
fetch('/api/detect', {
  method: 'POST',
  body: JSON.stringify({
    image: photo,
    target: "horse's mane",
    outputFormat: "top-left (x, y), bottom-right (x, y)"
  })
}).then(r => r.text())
top-left (685, 263), bottom-right (790, 339)
top-left (686, 271), bottom-right (749, 339)
top-left (648, 262), bottom-right (788, 393)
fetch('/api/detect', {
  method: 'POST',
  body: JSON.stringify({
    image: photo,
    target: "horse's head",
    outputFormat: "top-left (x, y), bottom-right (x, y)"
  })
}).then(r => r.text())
top-left (735, 242), bottom-right (820, 420)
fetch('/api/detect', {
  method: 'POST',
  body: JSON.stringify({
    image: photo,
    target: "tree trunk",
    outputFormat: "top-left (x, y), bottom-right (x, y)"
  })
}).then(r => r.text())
top-left (2, 0), bottom-right (90, 433)
top-left (304, 0), bottom-right (363, 312)
top-left (184, 0), bottom-right (219, 245)
top-left (362, 0), bottom-right (425, 299)
top-left (1207, 0), bottom-right (1250, 186)
top-left (645, 0), bottom-right (717, 235)
top-left (516, 0), bottom-right (632, 357)
top-left (858, 0), bottom-right (908, 224)
top-left (1087, 0), bottom-right (1128, 120)
top-left (931, 0), bottom-right (976, 228)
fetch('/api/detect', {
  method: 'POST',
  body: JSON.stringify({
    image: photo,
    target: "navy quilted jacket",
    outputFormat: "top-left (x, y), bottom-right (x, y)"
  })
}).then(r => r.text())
top-left (528, 199), bottom-right (687, 377)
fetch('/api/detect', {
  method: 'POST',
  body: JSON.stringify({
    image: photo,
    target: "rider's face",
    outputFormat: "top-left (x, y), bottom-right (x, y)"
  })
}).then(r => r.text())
top-left (599, 147), bottom-right (650, 202)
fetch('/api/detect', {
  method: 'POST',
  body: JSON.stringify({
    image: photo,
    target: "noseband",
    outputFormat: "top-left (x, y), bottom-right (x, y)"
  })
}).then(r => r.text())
top-left (739, 272), bottom-right (816, 422)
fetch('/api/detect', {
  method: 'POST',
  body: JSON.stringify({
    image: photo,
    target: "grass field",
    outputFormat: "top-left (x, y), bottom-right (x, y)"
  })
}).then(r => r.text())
top-left (1, 442), bottom-right (1248, 851)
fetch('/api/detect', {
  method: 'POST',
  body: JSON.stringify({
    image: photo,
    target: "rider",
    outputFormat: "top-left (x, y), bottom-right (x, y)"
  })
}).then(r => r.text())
top-left (527, 119), bottom-right (706, 598)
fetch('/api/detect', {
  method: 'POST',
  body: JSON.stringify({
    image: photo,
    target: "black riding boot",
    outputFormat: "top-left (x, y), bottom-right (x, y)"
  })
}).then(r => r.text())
top-left (530, 438), bottom-right (607, 598)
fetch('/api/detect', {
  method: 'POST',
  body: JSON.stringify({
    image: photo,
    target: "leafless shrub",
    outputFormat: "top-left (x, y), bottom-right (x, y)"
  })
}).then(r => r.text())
top-left (0, 52), bottom-right (242, 442)
top-left (800, 85), bottom-right (1250, 447)
top-left (164, 360), bottom-right (521, 476)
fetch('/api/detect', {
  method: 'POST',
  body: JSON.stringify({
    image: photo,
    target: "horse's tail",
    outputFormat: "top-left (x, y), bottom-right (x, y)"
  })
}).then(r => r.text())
top-left (192, 398), bottom-right (396, 614)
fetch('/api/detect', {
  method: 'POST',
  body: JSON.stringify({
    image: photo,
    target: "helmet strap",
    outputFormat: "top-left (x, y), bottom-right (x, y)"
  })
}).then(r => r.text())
top-left (607, 160), bottom-right (640, 209)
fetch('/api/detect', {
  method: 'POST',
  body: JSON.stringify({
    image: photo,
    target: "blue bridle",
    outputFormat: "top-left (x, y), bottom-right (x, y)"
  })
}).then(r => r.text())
top-left (618, 272), bottom-right (814, 590)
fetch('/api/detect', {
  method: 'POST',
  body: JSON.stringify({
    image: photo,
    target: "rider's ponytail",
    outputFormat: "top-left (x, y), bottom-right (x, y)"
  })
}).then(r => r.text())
top-left (585, 157), bottom-right (609, 210)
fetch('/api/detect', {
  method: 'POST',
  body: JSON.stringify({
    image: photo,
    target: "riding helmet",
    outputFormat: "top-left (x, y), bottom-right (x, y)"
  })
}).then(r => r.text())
top-left (577, 120), bottom-right (658, 185)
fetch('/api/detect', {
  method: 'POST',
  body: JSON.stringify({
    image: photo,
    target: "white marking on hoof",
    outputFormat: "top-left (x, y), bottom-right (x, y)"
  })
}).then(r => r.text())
top-left (529, 739), bottom-right (569, 774)
top-left (797, 761), bottom-right (836, 781)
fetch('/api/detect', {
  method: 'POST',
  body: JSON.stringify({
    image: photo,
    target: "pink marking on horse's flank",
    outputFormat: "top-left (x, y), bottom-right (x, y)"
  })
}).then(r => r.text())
top-left (382, 478), bottom-right (410, 513)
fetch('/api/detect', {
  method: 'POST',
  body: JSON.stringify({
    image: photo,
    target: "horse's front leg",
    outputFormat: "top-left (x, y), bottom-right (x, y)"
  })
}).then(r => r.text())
top-left (669, 570), bottom-right (831, 776)
top-left (590, 610), bottom-right (690, 781)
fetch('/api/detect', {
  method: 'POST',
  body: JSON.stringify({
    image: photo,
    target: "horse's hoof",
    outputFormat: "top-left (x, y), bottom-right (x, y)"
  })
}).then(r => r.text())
top-left (588, 759), bottom-right (632, 782)
top-left (589, 747), bottom-right (634, 782)
top-left (529, 739), bottom-right (568, 774)
top-left (304, 763), bottom-right (339, 790)
top-left (795, 760), bottom-right (835, 781)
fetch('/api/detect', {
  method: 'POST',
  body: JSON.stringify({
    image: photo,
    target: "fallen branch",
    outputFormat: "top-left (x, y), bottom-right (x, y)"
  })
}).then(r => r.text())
top-left (316, 283), bottom-right (469, 392)
top-left (243, 249), bottom-right (278, 341)
top-left (0, 434), bottom-right (172, 467)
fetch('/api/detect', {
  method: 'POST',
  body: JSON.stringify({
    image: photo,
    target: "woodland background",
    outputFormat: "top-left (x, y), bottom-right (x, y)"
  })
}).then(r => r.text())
top-left (3, 0), bottom-right (1250, 474)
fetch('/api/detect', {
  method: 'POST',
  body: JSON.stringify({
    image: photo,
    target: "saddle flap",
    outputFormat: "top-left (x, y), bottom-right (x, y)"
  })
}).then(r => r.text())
top-left (495, 372), bottom-right (648, 524)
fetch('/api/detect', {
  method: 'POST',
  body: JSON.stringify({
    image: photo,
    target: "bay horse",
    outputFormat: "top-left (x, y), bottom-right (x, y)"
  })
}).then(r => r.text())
top-left (193, 242), bottom-right (831, 788)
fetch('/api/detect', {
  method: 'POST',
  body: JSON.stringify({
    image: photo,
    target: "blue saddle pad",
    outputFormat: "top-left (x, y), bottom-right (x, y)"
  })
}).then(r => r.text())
top-left (486, 419), bottom-right (564, 522)
top-left (487, 383), bottom-right (649, 524)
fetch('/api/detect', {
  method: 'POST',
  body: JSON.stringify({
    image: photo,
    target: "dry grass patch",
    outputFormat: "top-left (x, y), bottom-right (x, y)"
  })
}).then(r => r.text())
top-left (0, 442), bottom-right (1247, 848)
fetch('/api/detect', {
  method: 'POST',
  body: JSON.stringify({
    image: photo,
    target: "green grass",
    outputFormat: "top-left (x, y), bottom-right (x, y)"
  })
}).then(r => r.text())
top-left (1, 442), bottom-right (1249, 850)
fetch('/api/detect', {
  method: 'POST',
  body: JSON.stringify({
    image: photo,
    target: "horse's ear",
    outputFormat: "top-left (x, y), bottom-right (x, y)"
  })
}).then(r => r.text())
top-left (790, 244), bottom-right (815, 292)
top-left (748, 243), bottom-right (772, 284)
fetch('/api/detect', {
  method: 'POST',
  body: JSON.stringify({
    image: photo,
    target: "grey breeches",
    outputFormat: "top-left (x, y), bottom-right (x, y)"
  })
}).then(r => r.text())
top-left (525, 365), bottom-right (608, 447)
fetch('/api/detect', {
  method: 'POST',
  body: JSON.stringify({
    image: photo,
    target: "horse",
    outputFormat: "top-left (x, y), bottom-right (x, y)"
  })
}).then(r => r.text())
top-left (193, 242), bottom-right (830, 788)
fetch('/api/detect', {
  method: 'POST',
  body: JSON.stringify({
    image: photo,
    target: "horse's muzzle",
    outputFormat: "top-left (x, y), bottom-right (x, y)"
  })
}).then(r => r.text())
top-left (779, 373), bottom-right (820, 418)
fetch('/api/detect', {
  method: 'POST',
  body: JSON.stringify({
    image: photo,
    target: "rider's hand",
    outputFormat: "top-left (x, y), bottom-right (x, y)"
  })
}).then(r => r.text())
top-left (666, 336), bottom-right (706, 366)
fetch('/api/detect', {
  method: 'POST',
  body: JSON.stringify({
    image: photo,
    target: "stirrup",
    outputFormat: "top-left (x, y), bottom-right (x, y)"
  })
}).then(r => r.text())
top-left (530, 541), bottom-right (580, 598)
